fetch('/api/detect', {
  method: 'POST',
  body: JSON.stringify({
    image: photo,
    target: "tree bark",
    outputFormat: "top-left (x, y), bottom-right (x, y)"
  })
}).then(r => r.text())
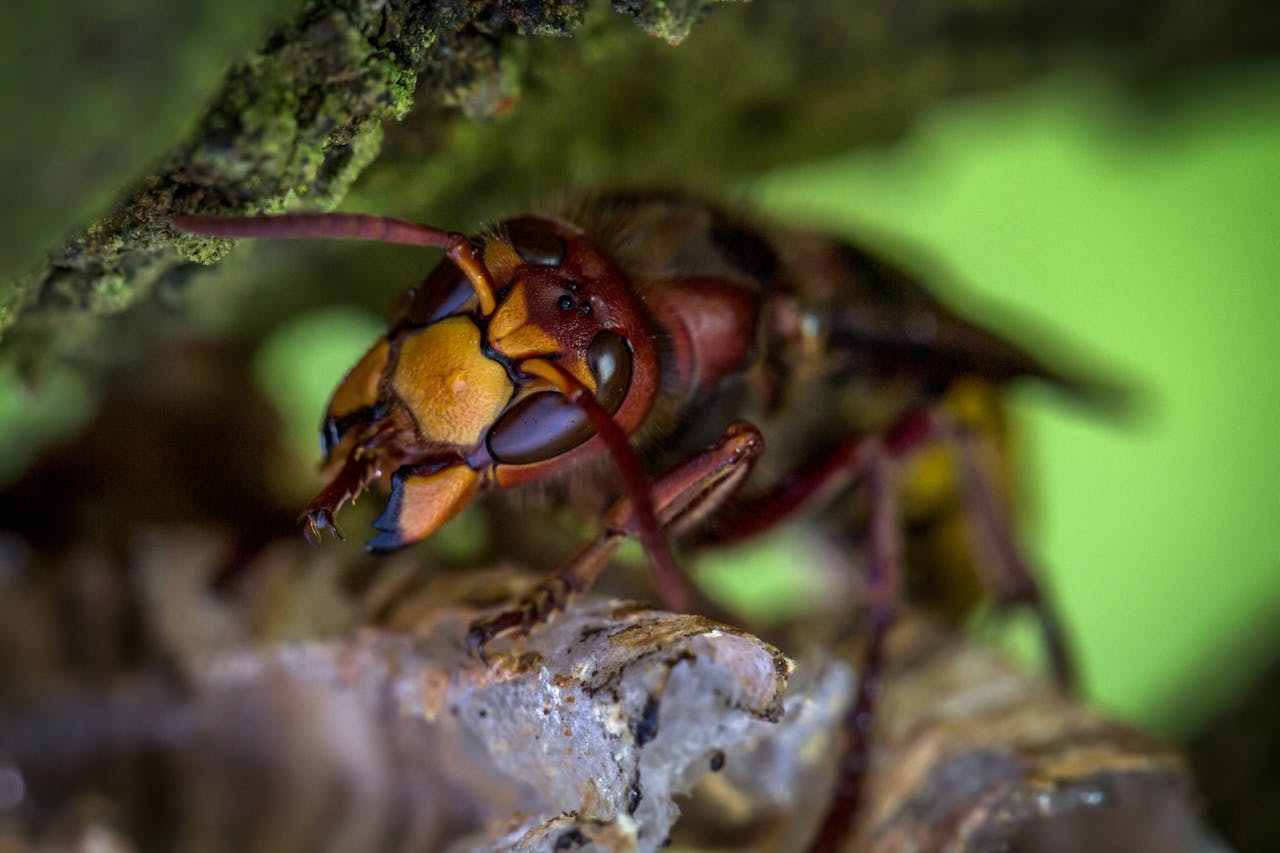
top-left (2, 0), bottom-right (1278, 372)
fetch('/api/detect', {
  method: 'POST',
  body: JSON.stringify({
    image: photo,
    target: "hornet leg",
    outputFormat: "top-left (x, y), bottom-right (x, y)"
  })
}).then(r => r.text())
top-left (466, 422), bottom-right (765, 656)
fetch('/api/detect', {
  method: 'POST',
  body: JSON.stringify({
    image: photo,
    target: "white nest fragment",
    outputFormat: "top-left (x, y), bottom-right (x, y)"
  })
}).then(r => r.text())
top-left (204, 598), bottom-right (850, 853)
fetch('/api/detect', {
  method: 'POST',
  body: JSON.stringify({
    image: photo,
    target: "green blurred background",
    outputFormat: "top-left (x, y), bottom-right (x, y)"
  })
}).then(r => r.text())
top-left (1, 11), bottom-right (1277, 748)
top-left (748, 67), bottom-right (1280, 739)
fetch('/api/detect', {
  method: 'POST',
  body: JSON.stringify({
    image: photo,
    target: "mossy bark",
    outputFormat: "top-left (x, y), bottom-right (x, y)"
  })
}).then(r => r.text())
top-left (1, 0), bottom-right (1277, 371)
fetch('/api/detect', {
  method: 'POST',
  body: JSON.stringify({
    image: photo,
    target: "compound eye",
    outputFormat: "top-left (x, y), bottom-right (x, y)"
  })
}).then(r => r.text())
top-left (506, 217), bottom-right (566, 266)
top-left (487, 331), bottom-right (634, 465)
top-left (400, 262), bottom-right (476, 326)
top-left (587, 330), bottom-right (631, 413)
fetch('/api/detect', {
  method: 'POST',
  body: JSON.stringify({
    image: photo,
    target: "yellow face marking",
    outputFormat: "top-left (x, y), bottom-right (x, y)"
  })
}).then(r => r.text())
top-left (486, 281), bottom-right (530, 342)
top-left (327, 338), bottom-right (389, 419)
top-left (393, 316), bottom-right (512, 445)
top-left (492, 323), bottom-right (563, 362)
top-left (488, 282), bottom-right (597, 391)
top-left (483, 240), bottom-right (522, 282)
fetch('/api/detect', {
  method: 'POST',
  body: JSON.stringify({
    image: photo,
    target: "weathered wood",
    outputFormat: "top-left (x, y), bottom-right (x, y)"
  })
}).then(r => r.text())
top-left (0, 531), bottom-right (1216, 851)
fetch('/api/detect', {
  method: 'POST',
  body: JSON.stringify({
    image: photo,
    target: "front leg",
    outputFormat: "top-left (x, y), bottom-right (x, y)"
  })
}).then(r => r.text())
top-left (301, 451), bottom-right (381, 544)
top-left (467, 422), bottom-right (765, 656)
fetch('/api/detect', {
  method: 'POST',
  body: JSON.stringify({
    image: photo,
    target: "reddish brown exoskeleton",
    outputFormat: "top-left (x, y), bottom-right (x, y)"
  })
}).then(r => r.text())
top-left (175, 190), bottom-right (1097, 851)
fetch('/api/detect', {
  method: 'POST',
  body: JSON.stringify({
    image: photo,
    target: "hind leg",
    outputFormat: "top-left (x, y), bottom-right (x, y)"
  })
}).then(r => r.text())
top-left (938, 411), bottom-right (1075, 688)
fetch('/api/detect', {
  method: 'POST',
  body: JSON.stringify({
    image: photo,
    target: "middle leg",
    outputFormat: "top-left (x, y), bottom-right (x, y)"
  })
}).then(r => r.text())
top-left (466, 421), bottom-right (765, 655)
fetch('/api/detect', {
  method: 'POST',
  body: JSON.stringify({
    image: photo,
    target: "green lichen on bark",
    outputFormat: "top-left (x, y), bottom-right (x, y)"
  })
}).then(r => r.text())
top-left (0, 0), bottom-right (761, 368)
top-left (0, 0), bottom-right (597, 365)
top-left (612, 0), bottom-right (730, 44)
top-left (2, 0), bottom-right (1278, 372)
